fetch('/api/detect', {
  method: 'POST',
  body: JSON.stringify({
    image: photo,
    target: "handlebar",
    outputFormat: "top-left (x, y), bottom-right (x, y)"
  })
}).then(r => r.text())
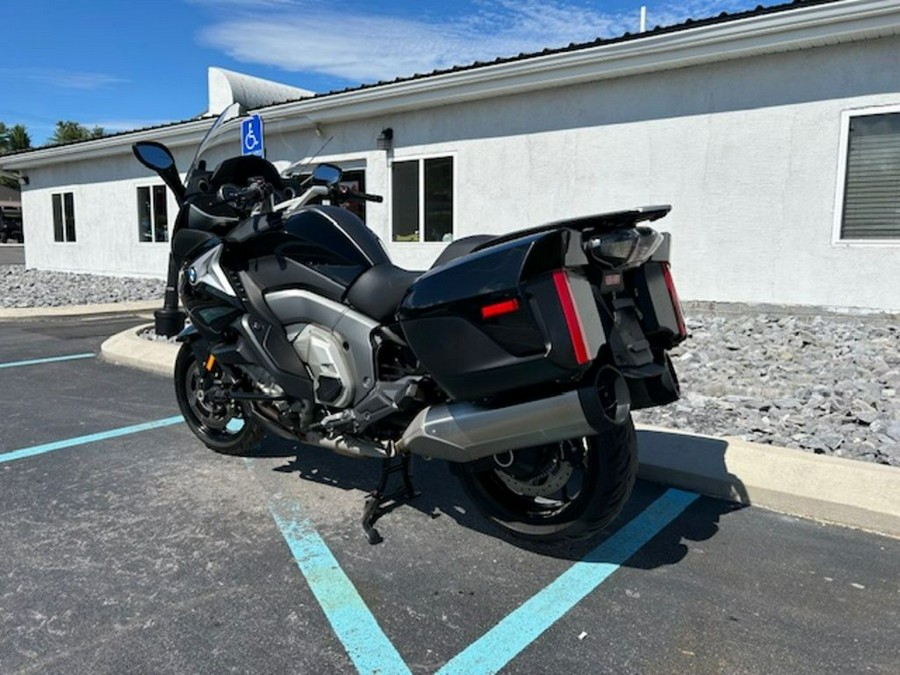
top-left (217, 178), bottom-right (273, 208)
top-left (239, 179), bottom-right (273, 202)
top-left (337, 186), bottom-right (384, 203)
top-left (214, 168), bottom-right (386, 216)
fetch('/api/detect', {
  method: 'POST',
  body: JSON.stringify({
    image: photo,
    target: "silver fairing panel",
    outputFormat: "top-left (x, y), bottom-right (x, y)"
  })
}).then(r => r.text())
top-left (189, 243), bottom-right (235, 298)
top-left (265, 289), bottom-right (379, 406)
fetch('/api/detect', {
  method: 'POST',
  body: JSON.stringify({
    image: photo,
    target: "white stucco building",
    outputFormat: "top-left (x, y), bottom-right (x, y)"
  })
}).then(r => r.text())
top-left (2, 0), bottom-right (900, 311)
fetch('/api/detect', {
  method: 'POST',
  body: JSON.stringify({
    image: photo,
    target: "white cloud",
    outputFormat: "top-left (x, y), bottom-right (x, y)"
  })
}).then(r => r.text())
top-left (0, 67), bottom-right (127, 90)
top-left (199, 1), bottom-right (759, 86)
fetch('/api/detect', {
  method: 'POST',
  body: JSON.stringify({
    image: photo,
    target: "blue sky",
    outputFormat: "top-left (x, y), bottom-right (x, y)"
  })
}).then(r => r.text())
top-left (3, 0), bottom-right (770, 145)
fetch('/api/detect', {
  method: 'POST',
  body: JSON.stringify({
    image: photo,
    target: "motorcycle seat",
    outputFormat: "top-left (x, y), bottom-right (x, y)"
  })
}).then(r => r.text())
top-left (346, 263), bottom-right (422, 322)
top-left (346, 235), bottom-right (496, 323)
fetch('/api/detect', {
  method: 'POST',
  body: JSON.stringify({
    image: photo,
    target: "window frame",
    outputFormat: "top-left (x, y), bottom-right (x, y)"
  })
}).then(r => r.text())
top-left (136, 184), bottom-right (170, 243)
top-left (833, 104), bottom-right (900, 247)
top-left (390, 152), bottom-right (457, 244)
top-left (52, 191), bottom-right (76, 243)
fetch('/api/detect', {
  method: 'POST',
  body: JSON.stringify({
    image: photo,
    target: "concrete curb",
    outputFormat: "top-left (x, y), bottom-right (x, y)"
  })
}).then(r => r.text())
top-left (101, 324), bottom-right (900, 539)
top-left (100, 323), bottom-right (177, 378)
top-left (0, 299), bottom-right (160, 320)
top-left (636, 426), bottom-right (900, 539)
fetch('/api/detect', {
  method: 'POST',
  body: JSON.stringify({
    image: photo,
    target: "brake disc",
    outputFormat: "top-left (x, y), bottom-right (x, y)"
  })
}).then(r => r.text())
top-left (495, 454), bottom-right (575, 497)
top-left (188, 365), bottom-right (232, 429)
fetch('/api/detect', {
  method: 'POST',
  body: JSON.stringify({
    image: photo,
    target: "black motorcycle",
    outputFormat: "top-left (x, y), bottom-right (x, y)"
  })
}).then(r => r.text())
top-left (133, 104), bottom-right (686, 543)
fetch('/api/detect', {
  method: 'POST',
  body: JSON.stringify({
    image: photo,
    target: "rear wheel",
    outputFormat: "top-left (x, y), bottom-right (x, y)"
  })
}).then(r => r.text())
top-left (456, 418), bottom-right (638, 541)
top-left (174, 342), bottom-right (263, 455)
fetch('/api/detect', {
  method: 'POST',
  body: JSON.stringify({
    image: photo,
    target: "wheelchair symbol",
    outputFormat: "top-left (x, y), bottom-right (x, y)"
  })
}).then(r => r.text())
top-left (244, 127), bottom-right (260, 152)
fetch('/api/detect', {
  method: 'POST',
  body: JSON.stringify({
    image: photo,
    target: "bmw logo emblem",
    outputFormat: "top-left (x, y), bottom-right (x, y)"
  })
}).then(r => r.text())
top-left (187, 267), bottom-right (198, 285)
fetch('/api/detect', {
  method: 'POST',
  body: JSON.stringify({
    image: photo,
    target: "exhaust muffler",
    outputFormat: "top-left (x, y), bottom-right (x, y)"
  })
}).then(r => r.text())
top-left (396, 367), bottom-right (630, 462)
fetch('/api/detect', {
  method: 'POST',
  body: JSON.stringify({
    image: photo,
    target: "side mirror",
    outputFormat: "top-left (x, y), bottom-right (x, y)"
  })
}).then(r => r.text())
top-left (133, 142), bottom-right (176, 171)
top-left (312, 163), bottom-right (342, 186)
top-left (132, 141), bottom-right (185, 204)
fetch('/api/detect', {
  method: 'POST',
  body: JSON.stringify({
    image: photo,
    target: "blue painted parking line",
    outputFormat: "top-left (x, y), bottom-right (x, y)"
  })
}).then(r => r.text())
top-left (266, 494), bottom-right (412, 675)
top-left (260, 471), bottom-right (698, 675)
top-left (0, 415), bottom-right (184, 464)
top-left (437, 488), bottom-right (700, 674)
top-left (0, 352), bottom-right (95, 369)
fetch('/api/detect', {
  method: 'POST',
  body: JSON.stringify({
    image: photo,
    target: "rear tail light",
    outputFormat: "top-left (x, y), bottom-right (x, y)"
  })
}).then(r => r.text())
top-left (661, 262), bottom-right (687, 340)
top-left (552, 270), bottom-right (591, 365)
top-left (585, 226), bottom-right (663, 270)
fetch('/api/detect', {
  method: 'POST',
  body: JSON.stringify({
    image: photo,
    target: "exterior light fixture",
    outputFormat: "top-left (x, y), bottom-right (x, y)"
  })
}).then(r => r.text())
top-left (377, 128), bottom-right (393, 151)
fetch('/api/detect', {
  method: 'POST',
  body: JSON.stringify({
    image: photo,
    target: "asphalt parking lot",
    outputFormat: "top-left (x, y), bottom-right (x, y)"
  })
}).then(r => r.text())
top-left (0, 243), bottom-right (25, 266)
top-left (1, 313), bottom-right (898, 674)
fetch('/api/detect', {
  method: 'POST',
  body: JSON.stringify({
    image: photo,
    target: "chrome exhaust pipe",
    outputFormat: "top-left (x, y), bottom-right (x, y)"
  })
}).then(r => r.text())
top-left (396, 368), bottom-right (630, 462)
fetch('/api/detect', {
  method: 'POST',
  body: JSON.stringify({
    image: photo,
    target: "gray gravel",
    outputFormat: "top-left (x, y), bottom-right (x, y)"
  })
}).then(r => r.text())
top-left (2, 265), bottom-right (898, 467)
top-left (0, 265), bottom-right (165, 308)
top-left (634, 308), bottom-right (900, 467)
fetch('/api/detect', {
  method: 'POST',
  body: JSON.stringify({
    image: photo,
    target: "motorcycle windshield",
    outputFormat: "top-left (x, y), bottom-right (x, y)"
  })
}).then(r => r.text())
top-left (185, 104), bottom-right (328, 186)
top-left (185, 103), bottom-right (243, 185)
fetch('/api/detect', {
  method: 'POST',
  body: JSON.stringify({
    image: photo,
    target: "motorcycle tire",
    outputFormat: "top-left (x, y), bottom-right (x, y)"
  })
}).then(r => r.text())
top-left (456, 418), bottom-right (638, 541)
top-left (174, 342), bottom-right (263, 456)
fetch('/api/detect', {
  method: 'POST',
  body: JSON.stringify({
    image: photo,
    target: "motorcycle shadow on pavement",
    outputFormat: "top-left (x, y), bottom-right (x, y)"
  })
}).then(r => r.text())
top-left (245, 434), bottom-right (746, 566)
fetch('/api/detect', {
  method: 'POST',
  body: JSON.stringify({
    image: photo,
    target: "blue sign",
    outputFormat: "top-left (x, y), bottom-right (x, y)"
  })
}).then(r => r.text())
top-left (241, 114), bottom-right (264, 157)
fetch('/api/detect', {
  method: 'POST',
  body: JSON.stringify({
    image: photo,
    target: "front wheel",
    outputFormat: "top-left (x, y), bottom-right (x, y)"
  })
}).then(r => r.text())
top-left (174, 342), bottom-right (263, 455)
top-left (456, 418), bottom-right (638, 541)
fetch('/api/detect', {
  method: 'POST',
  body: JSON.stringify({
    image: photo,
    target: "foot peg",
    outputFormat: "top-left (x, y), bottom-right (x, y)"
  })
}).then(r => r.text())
top-left (362, 454), bottom-right (419, 545)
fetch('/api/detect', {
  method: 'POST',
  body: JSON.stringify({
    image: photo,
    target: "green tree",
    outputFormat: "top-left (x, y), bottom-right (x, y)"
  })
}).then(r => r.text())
top-left (7, 124), bottom-right (31, 151)
top-left (0, 122), bottom-right (30, 188)
top-left (0, 122), bottom-right (31, 153)
top-left (50, 120), bottom-right (105, 145)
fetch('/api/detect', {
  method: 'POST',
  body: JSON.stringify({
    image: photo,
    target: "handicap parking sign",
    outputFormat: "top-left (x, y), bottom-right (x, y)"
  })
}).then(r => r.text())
top-left (241, 114), bottom-right (264, 157)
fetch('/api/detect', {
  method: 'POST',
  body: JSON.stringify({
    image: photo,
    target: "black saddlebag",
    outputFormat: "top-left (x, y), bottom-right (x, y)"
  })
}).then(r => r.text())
top-left (398, 229), bottom-right (605, 401)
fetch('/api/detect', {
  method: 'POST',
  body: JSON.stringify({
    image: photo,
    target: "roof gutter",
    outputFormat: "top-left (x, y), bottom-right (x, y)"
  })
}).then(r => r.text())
top-left (3, 0), bottom-right (898, 170)
top-left (0, 118), bottom-right (216, 171)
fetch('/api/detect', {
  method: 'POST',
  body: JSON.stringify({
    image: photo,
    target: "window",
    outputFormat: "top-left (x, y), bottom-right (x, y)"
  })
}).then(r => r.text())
top-left (137, 185), bottom-right (169, 242)
top-left (838, 110), bottom-right (900, 241)
top-left (391, 156), bottom-right (454, 242)
top-left (52, 192), bottom-right (76, 242)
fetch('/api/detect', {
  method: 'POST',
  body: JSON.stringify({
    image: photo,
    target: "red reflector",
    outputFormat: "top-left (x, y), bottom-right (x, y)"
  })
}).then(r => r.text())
top-left (552, 270), bottom-right (591, 365)
top-left (662, 262), bottom-right (687, 339)
top-left (480, 298), bottom-right (520, 320)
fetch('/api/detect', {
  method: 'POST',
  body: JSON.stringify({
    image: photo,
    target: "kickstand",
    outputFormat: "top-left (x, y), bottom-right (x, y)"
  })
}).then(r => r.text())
top-left (362, 454), bottom-right (419, 545)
